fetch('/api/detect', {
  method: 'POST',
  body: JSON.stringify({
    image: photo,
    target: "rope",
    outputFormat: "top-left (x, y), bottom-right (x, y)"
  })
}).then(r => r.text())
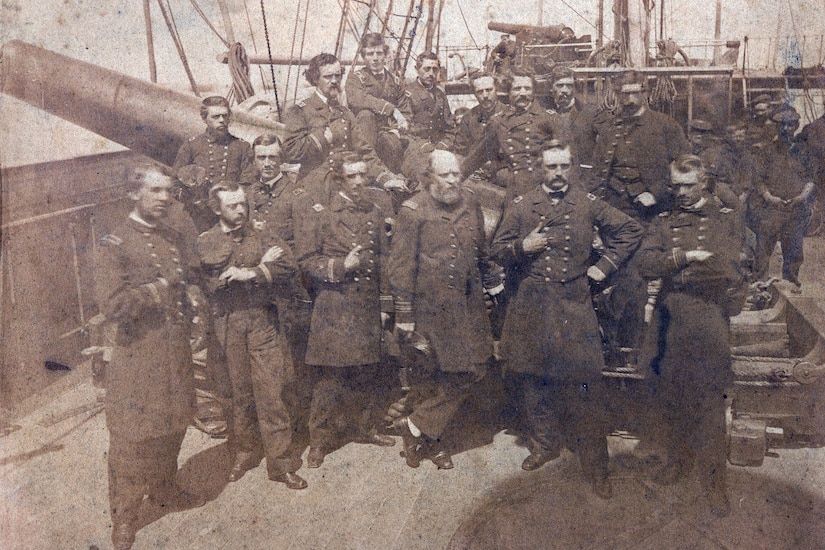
top-left (260, 0), bottom-right (282, 118)
top-left (241, 0), bottom-right (268, 93)
top-left (286, 0), bottom-right (304, 100)
top-left (294, 0), bottom-right (312, 102)
top-left (455, 0), bottom-right (479, 50)
top-left (187, 0), bottom-right (230, 47)
top-left (156, 0), bottom-right (200, 96)
top-left (228, 42), bottom-right (255, 103)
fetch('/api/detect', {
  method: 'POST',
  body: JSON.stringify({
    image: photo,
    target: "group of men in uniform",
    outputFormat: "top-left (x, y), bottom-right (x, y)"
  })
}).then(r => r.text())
top-left (96, 30), bottom-right (822, 549)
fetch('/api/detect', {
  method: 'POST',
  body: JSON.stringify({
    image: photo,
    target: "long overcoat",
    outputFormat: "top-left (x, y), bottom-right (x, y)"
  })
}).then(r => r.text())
top-left (94, 215), bottom-right (196, 441)
top-left (296, 192), bottom-right (392, 366)
top-left (387, 190), bottom-right (501, 372)
top-left (491, 184), bottom-right (642, 381)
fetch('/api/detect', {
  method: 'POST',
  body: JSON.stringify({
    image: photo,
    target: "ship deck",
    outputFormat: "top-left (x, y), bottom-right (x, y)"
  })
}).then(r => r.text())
top-left (2, 242), bottom-right (824, 550)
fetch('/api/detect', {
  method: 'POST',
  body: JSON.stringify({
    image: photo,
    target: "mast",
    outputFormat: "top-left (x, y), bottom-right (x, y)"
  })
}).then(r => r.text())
top-left (215, 0), bottom-right (237, 44)
top-left (142, 0), bottom-right (157, 83)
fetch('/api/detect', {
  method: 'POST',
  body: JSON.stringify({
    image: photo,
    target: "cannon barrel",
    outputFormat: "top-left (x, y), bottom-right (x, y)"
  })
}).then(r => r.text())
top-left (487, 22), bottom-right (573, 43)
top-left (0, 40), bottom-right (282, 166)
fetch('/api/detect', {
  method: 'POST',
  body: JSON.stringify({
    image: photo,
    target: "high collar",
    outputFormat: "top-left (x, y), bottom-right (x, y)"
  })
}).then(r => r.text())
top-left (129, 210), bottom-right (157, 229)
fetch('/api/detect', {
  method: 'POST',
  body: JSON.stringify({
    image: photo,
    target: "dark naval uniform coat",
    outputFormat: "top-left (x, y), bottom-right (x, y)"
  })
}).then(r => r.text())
top-left (94, 212), bottom-right (197, 524)
top-left (296, 192), bottom-right (393, 367)
top-left (173, 132), bottom-right (252, 231)
top-left (387, 190), bottom-right (501, 372)
top-left (492, 184), bottom-right (643, 381)
top-left (95, 214), bottom-right (196, 440)
top-left (635, 196), bottom-right (746, 491)
top-left (399, 78), bottom-right (455, 179)
top-left (282, 92), bottom-right (358, 174)
top-left (547, 98), bottom-right (600, 167)
top-left (461, 101), bottom-right (556, 200)
top-left (591, 107), bottom-right (689, 220)
top-left (346, 67), bottom-right (406, 121)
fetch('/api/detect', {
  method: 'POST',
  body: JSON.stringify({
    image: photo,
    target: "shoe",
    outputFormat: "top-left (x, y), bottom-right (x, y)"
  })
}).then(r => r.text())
top-left (272, 472), bottom-right (308, 490)
top-left (707, 489), bottom-right (731, 518)
top-left (393, 417), bottom-right (422, 468)
top-left (355, 430), bottom-right (396, 447)
top-left (652, 459), bottom-right (693, 485)
top-left (306, 447), bottom-right (325, 469)
top-left (112, 522), bottom-right (135, 550)
top-left (591, 475), bottom-right (613, 499)
top-left (228, 450), bottom-right (263, 482)
top-left (521, 450), bottom-right (557, 471)
top-left (429, 450), bottom-right (454, 470)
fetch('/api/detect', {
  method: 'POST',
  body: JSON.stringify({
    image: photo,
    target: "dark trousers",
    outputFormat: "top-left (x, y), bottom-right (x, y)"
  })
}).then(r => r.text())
top-left (215, 307), bottom-right (301, 477)
top-left (352, 110), bottom-right (405, 173)
top-left (308, 363), bottom-right (386, 448)
top-left (520, 374), bottom-right (609, 480)
top-left (658, 382), bottom-right (728, 492)
top-left (108, 430), bottom-right (186, 525)
top-left (596, 257), bottom-right (648, 366)
top-left (408, 368), bottom-right (479, 440)
top-left (748, 203), bottom-right (811, 281)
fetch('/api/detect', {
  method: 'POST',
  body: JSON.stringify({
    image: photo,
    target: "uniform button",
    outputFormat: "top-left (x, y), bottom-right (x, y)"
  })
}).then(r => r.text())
top-left (450, 233), bottom-right (455, 237)
top-left (562, 268), bottom-right (568, 273)
top-left (352, 242), bottom-right (357, 246)
top-left (563, 257), bottom-right (569, 262)
top-left (546, 267), bottom-right (552, 272)
top-left (451, 244), bottom-right (457, 248)
top-left (540, 216), bottom-right (546, 220)
top-left (150, 253), bottom-right (158, 258)
top-left (544, 277), bottom-right (551, 282)
top-left (545, 256), bottom-right (551, 260)
top-left (564, 236), bottom-right (571, 241)
top-left (449, 264), bottom-right (455, 268)
top-left (369, 240), bottom-right (375, 245)
top-left (672, 237), bottom-right (680, 242)
top-left (673, 227), bottom-right (680, 232)
top-left (172, 258), bottom-right (180, 263)
top-left (448, 275), bottom-right (454, 279)
top-left (367, 221), bottom-right (373, 226)
top-left (564, 225), bottom-right (570, 229)
top-left (155, 263), bottom-right (162, 268)
top-left (513, 170), bottom-right (519, 174)
top-left (564, 215), bottom-right (570, 220)
top-left (527, 167), bottom-right (533, 172)
top-left (365, 276), bottom-right (371, 281)
top-left (563, 247), bottom-right (570, 252)
top-left (147, 243), bottom-right (154, 248)
top-left (369, 259), bottom-right (374, 264)
top-left (366, 268), bottom-right (373, 273)
top-left (142, 232), bottom-right (151, 237)
top-left (525, 145), bottom-right (530, 150)
top-left (354, 277), bottom-right (360, 282)
top-left (176, 268), bottom-right (184, 274)
top-left (176, 301), bottom-right (183, 306)
top-left (697, 235), bottom-right (706, 240)
top-left (699, 226), bottom-right (706, 231)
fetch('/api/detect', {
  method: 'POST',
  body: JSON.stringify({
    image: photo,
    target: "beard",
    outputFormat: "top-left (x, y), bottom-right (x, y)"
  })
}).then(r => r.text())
top-left (432, 185), bottom-right (462, 206)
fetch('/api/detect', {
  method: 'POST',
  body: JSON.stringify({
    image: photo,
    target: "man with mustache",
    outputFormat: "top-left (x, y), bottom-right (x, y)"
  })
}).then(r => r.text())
top-left (173, 96), bottom-right (252, 233)
top-left (295, 152), bottom-right (397, 468)
top-left (388, 150), bottom-right (504, 470)
top-left (283, 53), bottom-right (405, 202)
top-left (398, 52), bottom-right (456, 180)
top-left (589, 70), bottom-right (689, 369)
top-left (461, 67), bottom-right (558, 203)
top-left (95, 163), bottom-right (206, 549)
top-left (491, 141), bottom-right (642, 499)
top-left (197, 182), bottom-right (308, 490)
top-left (346, 33), bottom-right (408, 174)
top-left (544, 66), bottom-right (599, 167)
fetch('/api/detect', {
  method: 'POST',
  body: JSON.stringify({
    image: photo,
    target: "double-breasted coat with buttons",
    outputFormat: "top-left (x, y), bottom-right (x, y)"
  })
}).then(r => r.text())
top-left (94, 214), bottom-right (196, 442)
top-left (296, 193), bottom-right (393, 367)
top-left (387, 190), bottom-right (502, 372)
top-left (491, 184), bottom-right (643, 381)
top-left (636, 197), bottom-right (746, 390)
top-left (461, 101), bottom-right (557, 200)
top-left (173, 131), bottom-right (253, 232)
top-left (547, 98), bottom-right (600, 167)
top-left (591, 107), bottom-right (689, 220)
top-left (346, 67), bottom-right (407, 122)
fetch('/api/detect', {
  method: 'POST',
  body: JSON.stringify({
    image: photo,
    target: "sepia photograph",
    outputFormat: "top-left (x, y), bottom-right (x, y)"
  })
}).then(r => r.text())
top-left (1, 1), bottom-right (824, 548)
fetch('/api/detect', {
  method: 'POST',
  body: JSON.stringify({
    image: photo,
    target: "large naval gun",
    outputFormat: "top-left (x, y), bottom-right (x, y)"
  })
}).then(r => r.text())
top-left (1, 41), bottom-right (823, 466)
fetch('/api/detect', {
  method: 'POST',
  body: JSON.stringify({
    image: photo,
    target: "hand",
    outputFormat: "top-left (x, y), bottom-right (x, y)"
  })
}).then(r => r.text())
top-left (685, 250), bottom-right (713, 263)
top-left (344, 245), bottom-right (363, 272)
top-left (380, 311), bottom-right (394, 330)
top-left (395, 322), bottom-right (415, 336)
top-left (392, 109), bottom-right (409, 131)
top-left (323, 126), bottom-right (334, 144)
top-left (420, 142), bottom-right (435, 154)
top-left (261, 245), bottom-right (284, 263)
top-left (219, 266), bottom-right (256, 284)
top-left (382, 178), bottom-right (410, 192)
top-left (176, 164), bottom-right (207, 188)
top-left (328, 118), bottom-right (349, 145)
top-left (522, 223), bottom-right (548, 254)
top-left (486, 282), bottom-right (505, 297)
top-left (634, 191), bottom-right (656, 207)
top-left (587, 265), bottom-right (607, 282)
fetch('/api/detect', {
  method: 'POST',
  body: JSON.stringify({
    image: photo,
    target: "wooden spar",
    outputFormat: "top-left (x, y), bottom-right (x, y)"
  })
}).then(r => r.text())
top-left (218, 53), bottom-right (362, 65)
top-left (402, 0), bottom-right (422, 73)
top-left (142, 0), bottom-right (157, 83)
top-left (216, 0), bottom-right (237, 44)
top-left (396, 0), bottom-right (415, 71)
top-left (597, 0), bottom-right (604, 48)
top-left (714, 0), bottom-right (722, 64)
top-left (380, 0), bottom-right (394, 35)
top-left (435, 0), bottom-right (446, 55)
top-left (350, 0), bottom-right (378, 75)
top-left (335, 0), bottom-right (350, 58)
top-left (423, 0), bottom-right (436, 53)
